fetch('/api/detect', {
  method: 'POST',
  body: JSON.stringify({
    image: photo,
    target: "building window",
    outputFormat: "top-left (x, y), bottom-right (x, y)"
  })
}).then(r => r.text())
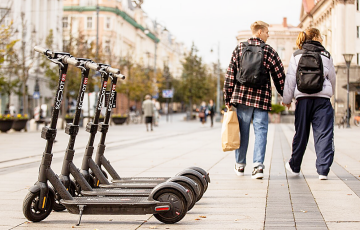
top-left (104, 40), bottom-right (110, 53)
top-left (63, 17), bottom-right (68, 28)
top-left (277, 47), bottom-right (285, 59)
top-left (87, 17), bottom-right (93, 29)
top-left (357, 26), bottom-right (360, 38)
top-left (357, 53), bottom-right (360, 65)
top-left (0, 8), bottom-right (10, 26)
top-left (357, 0), bottom-right (360, 11)
top-left (355, 91), bottom-right (360, 112)
top-left (106, 17), bottom-right (111, 29)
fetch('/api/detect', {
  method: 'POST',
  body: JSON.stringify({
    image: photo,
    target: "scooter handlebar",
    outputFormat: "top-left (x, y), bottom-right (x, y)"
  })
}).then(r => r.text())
top-left (106, 66), bottom-right (120, 74)
top-left (63, 56), bottom-right (80, 66)
top-left (34, 46), bottom-right (48, 54)
top-left (85, 62), bottom-right (100, 71)
top-left (114, 74), bottom-right (126, 80)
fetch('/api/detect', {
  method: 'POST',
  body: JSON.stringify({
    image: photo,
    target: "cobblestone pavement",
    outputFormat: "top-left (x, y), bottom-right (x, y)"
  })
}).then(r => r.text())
top-left (0, 114), bottom-right (359, 230)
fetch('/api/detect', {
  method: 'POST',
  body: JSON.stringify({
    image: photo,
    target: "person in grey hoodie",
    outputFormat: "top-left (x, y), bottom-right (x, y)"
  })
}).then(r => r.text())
top-left (282, 28), bottom-right (336, 180)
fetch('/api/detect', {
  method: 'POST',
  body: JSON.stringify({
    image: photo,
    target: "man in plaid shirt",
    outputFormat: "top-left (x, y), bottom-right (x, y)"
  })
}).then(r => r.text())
top-left (224, 21), bottom-right (285, 179)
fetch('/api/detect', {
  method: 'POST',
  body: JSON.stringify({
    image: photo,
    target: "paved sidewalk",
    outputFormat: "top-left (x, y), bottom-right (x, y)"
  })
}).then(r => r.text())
top-left (0, 114), bottom-right (360, 230)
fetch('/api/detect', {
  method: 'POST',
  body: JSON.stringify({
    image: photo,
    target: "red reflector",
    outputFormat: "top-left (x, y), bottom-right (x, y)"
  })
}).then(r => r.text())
top-left (155, 206), bottom-right (170, 211)
top-left (176, 211), bottom-right (180, 215)
top-left (186, 189), bottom-right (189, 193)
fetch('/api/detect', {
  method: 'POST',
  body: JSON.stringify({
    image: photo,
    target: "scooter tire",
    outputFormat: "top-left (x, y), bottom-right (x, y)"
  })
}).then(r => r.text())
top-left (23, 191), bottom-right (54, 222)
top-left (153, 188), bottom-right (187, 224)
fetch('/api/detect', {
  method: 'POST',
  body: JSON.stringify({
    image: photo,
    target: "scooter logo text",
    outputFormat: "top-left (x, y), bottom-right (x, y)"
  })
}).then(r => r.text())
top-left (55, 80), bottom-right (65, 109)
top-left (78, 77), bottom-right (88, 109)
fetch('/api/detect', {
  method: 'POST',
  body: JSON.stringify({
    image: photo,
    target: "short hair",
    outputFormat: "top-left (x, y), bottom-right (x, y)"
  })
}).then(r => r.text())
top-left (250, 21), bottom-right (269, 35)
top-left (145, 95), bottom-right (151, 100)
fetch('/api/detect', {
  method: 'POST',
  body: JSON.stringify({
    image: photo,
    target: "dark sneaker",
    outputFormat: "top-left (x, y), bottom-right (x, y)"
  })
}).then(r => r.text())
top-left (285, 162), bottom-right (299, 176)
top-left (234, 164), bottom-right (245, 176)
top-left (252, 166), bottom-right (264, 179)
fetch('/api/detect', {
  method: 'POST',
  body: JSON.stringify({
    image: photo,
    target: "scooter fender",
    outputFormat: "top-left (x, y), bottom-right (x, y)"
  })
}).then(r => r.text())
top-left (166, 176), bottom-right (201, 200)
top-left (29, 182), bottom-right (55, 210)
top-left (176, 169), bottom-right (208, 191)
top-left (188, 166), bottom-right (211, 183)
top-left (148, 181), bottom-right (191, 208)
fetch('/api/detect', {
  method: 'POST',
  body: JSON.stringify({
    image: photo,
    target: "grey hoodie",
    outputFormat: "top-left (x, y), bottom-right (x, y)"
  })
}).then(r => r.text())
top-left (283, 41), bottom-right (336, 104)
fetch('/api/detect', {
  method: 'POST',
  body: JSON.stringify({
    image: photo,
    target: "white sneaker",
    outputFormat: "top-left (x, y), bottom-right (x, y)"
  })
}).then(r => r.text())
top-left (285, 162), bottom-right (299, 176)
top-left (319, 175), bottom-right (328, 180)
top-left (234, 164), bottom-right (244, 176)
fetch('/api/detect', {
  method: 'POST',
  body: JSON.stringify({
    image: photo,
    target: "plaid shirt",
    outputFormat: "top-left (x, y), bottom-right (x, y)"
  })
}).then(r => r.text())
top-left (223, 37), bottom-right (285, 111)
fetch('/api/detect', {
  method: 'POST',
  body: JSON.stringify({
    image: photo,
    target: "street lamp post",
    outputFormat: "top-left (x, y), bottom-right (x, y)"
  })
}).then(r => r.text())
top-left (211, 42), bottom-right (221, 122)
top-left (343, 53), bottom-right (354, 128)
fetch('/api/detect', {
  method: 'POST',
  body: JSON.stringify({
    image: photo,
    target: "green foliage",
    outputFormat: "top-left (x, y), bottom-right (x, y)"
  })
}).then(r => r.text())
top-left (269, 104), bottom-right (285, 114)
top-left (177, 43), bottom-right (211, 105)
top-left (40, 29), bottom-right (58, 90)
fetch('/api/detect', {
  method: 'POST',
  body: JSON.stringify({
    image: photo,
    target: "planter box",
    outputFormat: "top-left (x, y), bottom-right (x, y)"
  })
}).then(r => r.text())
top-left (0, 120), bottom-right (14, 133)
top-left (112, 117), bottom-right (127, 125)
top-left (12, 119), bottom-right (28, 131)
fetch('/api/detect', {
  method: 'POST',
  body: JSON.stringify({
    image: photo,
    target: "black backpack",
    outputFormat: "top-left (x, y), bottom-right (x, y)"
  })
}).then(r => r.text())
top-left (295, 50), bottom-right (324, 94)
top-left (236, 42), bottom-right (269, 88)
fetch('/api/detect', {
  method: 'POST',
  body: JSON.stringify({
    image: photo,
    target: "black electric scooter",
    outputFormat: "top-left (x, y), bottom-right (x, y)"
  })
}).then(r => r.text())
top-left (23, 46), bottom-right (191, 226)
top-left (76, 67), bottom-right (209, 198)
top-left (53, 62), bottom-right (200, 212)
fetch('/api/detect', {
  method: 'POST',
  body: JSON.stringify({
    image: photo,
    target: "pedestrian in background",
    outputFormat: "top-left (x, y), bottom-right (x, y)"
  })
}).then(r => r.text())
top-left (223, 21), bottom-right (285, 179)
top-left (282, 28), bottom-right (336, 180)
top-left (199, 101), bottom-right (207, 124)
top-left (208, 99), bottom-right (215, 127)
top-left (142, 95), bottom-right (154, 131)
top-left (152, 98), bottom-right (160, 126)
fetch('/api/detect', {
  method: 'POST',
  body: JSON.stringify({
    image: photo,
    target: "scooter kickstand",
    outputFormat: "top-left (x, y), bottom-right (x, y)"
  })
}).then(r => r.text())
top-left (76, 205), bottom-right (86, 226)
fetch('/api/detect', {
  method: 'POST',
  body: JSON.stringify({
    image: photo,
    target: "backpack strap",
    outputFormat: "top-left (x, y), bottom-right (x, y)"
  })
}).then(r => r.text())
top-left (294, 49), bottom-right (306, 57)
top-left (320, 50), bottom-right (331, 59)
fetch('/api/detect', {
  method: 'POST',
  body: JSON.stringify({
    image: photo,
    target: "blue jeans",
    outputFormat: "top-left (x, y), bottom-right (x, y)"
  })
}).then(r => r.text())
top-left (235, 104), bottom-right (268, 167)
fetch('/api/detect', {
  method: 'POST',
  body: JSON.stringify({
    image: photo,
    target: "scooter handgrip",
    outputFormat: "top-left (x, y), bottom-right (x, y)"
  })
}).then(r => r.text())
top-left (34, 46), bottom-right (48, 54)
top-left (86, 62), bottom-right (100, 71)
top-left (64, 57), bottom-right (80, 66)
top-left (106, 67), bottom-right (120, 74)
top-left (114, 74), bottom-right (125, 80)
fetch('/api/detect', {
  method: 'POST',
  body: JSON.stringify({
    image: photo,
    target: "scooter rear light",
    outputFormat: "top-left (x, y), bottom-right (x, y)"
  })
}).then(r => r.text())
top-left (155, 206), bottom-right (170, 211)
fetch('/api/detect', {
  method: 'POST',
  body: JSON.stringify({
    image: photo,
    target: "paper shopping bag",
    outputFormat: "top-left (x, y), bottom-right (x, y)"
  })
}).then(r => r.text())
top-left (221, 106), bottom-right (240, 152)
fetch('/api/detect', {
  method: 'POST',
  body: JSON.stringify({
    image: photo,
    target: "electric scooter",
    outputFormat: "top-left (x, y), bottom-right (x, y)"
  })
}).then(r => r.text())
top-left (53, 61), bottom-right (200, 212)
top-left (23, 46), bottom-right (191, 226)
top-left (75, 67), bottom-right (209, 197)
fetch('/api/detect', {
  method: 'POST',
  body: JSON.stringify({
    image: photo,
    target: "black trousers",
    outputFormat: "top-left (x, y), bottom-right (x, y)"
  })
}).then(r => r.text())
top-left (289, 97), bottom-right (334, 176)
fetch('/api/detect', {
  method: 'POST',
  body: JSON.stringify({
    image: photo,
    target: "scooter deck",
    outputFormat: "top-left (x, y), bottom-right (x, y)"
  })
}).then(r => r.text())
top-left (81, 188), bottom-right (152, 196)
top-left (61, 196), bottom-right (171, 215)
top-left (111, 177), bottom-right (169, 183)
top-left (99, 182), bottom-right (160, 189)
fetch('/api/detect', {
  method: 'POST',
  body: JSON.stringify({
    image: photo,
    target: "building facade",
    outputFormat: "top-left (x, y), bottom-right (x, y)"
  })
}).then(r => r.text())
top-left (299, 0), bottom-right (360, 121)
top-left (0, 0), bottom-right (63, 117)
top-left (236, 18), bottom-right (302, 104)
top-left (63, 0), bottom-right (186, 114)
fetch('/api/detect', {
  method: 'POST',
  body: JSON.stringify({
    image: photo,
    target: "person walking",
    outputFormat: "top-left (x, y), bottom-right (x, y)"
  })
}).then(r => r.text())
top-left (142, 95), bottom-right (154, 131)
top-left (208, 99), bottom-right (215, 127)
top-left (199, 101), bottom-right (207, 124)
top-left (223, 21), bottom-right (285, 179)
top-left (282, 28), bottom-right (336, 180)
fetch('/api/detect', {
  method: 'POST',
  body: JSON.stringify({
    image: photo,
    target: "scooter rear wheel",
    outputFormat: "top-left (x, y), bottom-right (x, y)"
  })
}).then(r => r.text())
top-left (175, 181), bottom-right (196, 211)
top-left (354, 119), bottom-right (360, 127)
top-left (153, 188), bottom-right (187, 224)
top-left (23, 191), bottom-right (54, 222)
top-left (181, 174), bottom-right (204, 201)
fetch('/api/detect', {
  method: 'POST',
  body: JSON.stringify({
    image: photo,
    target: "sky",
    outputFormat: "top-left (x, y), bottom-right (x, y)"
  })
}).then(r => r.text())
top-left (142, 0), bottom-right (302, 69)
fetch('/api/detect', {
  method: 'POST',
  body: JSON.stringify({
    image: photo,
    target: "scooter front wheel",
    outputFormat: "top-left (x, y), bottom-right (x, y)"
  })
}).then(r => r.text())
top-left (23, 191), bottom-right (54, 222)
top-left (354, 118), bottom-right (360, 127)
top-left (52, 181), bottom-right (77, 212)
top-left (153, 188), bottom-right (187, 224)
